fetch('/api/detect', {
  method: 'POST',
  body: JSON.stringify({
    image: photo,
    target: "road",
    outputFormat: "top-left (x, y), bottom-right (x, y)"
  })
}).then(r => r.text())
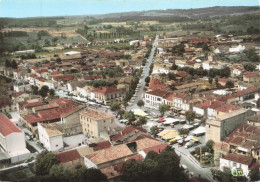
top-left (127, 35), bottom-right (159, 111)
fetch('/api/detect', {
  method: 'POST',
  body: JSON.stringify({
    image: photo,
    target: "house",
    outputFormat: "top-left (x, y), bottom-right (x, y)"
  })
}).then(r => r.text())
top-left (13, 69), bottom-right (28, 80)
top-left (13, 79), bottom-right (32, 92)
top-left (229, 44), bottom-right (245, 53)
top-left (56, 149), bottom-right (84, 168)
top-left (21, 98), bottom-right (85, 136)
top-left (80, 108), bottom-right (116, 139)
top-left (38, 122), bottom-right (64, 151)
top-left (111, 126), bottom-right (148, 145)
top-left (144, 90), bottom-right (171, 109)
top-left (220, 153), bottom-right (257, 177)
top-left (0, 99), bottom-right (16, 113)
top-left (123, 66), bottom-right (133, 74)
top-left (148, 78), bottom-right (166, 91)
top-left (218, 78), bottom-right (228, 86)
top-left (243, 72), bottom-right (260, 83)
top-left (67, 81), bottom-right (87, 95)
top-left (207, 101), bottom-right (240, 119)
top-left (0, 114), bottom-right (30, 163)
top-left (206, 108), bottom-right (249, 143)
top-left (92, 87), bottom-right (126, 104)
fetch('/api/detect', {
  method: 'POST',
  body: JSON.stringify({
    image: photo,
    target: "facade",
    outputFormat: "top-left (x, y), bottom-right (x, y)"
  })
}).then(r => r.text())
top-left (38, 122), bottom-right (64, 152)
top-left (13, 79), bottom-right (32, 92)
top-left (220, 153), bottom-right (256, 177)
top-left (243, 72), bottom-right (260, 83)
top-left (0, 114), bottom-right (30, 163)
top-left (80, 108), bottom-right (116, 139)
top-left (206, 108), bottom-right (248, 143)
top-left (0, 99), bottom-right (16, 113)
top-left (92, 87), bottom-right (126, 104)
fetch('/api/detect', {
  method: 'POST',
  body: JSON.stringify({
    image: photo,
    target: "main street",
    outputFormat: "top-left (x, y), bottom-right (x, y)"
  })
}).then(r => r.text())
top-left (127, 35), bottom-right (159, 111)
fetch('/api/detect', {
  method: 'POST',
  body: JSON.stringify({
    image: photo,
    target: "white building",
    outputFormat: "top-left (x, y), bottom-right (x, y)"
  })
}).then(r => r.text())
top-left (38, 122), bottom-right (64, 152)
top-left (220, 153), bottom-right (256, 177)
top-left (152, 68), bottom-right (169, 75)
top-left (0, 114), bottom-right (30, 163)
top-left (229, 44), bottom-right (245, 53)
top-left (13, 79), bottom-right (32, 92)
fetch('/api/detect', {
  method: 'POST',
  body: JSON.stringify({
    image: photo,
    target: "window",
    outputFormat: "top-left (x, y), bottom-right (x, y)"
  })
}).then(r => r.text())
top-left (233, 162), bottom-right (236, 167)
top-left (208, 125), bottom-right (210, 128)
top-left (257, 151), bottom-right (259, 156)
top-left (56, 145), bottom-right (58, 147)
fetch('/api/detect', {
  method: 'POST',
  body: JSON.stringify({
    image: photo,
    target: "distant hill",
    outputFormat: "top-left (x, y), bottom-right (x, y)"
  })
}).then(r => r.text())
top-left (90, 6), bottom-right (259, 19)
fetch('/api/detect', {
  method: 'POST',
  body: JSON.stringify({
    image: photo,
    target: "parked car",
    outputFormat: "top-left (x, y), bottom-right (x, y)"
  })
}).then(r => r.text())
top-left (184, 141), bottom-right (194, 149)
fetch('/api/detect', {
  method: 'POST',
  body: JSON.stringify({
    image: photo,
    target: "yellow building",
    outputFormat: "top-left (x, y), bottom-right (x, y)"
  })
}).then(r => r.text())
top-left (80, 108), bottom-right (116, 138)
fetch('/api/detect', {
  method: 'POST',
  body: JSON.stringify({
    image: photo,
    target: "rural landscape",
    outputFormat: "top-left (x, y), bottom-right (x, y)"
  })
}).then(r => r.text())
top-left (0, 1), bottom-right (260, 182)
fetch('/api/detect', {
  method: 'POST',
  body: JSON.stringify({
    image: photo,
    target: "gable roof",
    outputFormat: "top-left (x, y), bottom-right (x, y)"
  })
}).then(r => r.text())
top-left (92, 87), bottom-right (124, 95)
top-left (222, 153), bottom-right (254, 166)
top-left (56, 149), bottom-right (81, 163)
top-left (111, 126), bottom-right (147, 141)
top-left (0, 99), bottom-right (13, 107)
top-left (80, 108), bottom-right (114, 120)
top-left (148, 79), bottom-right (166, 91)
top-left (0, 114), bottom-right (22, 136)
top-left (86, 144), bottom-right (134, 165)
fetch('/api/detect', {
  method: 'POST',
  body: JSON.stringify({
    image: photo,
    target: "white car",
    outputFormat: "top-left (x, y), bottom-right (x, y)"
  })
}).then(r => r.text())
top-left (184, 141), bottom-right (194, 149)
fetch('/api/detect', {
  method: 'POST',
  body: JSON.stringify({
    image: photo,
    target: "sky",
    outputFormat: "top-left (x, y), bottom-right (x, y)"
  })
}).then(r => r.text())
top-left (0, 0), bottom-right (259, 18)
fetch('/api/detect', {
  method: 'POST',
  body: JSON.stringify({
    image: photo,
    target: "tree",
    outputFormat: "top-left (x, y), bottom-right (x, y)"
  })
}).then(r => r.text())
top-left (145, 76), bottom-right (150, 85)
top-left (35, 151), bottom-right (59, 176)
top-left (249, 169), bottom-right (260, 181)
top-left (49, 164), bottom-right (68, 182)
top-left (39, 85), bottom-right (49, 97)
top-left (245, 49), bottom-right (259, 62)
top-left (5, 59), bottom-right (11, 68)
top-left (225, 80), bottom-right (234, 88)
top-left (159, 104), bottom-right (170, 116)
top-left (257, 98), bottom-right (260, 108)
top-left (171, 63), bottom-right (178, 70)
top-left (243, 62), bottom-right (256, 71)
top-left (168, 72), bottom-right (176, 80)
top-left (185, 110), bottom-right (196, 124)
top-left (136, 116), bottom-right (147, 126)
top-left (32, 85), bottom-right (39, 95)
top-left (11, 60), bottom-right (18, 69)
top-left (206, 140), bottom-right (215, 153)
top-left (117, 109), bottom-right (125, 119)
top-left (124, 111), bottom-right (136, 123)
top-left (215, 77), bottom-right (219, 87)
top-left (137, 100), bottom-right (144, 108)
top-left (208, 77), bottom-right (213, 84)
top-left (110, 102), bottom-right (121, 112)
top-left (49, 89), bottom-right (55, 96)
top-left (150, 125), bottom-right (159, 136)
top-left (178, 128), bottom-right (189, 138)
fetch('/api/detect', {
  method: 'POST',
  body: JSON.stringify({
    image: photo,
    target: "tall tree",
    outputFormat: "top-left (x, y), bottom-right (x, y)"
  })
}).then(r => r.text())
top-left (159, 104), bottom-right (170, 116)
top-left (137, 100), bottom-right (144, 108)
top-left (136, 116), bottom-right (147, 126)
top-left (185, 110), bottom-right (196, 124)
top-left (35, 151), bottom-right (59, 176)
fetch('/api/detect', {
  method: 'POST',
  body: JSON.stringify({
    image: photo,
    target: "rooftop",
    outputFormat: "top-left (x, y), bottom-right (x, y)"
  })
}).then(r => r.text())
top-left (39, 122), bottom-right (63, 138)
top-left (0, 114), bottom-right (22, 137)
top-left (92, 87), bottom-right (124, 95)
top-left (222, 153), bottom-right (254, 166)
top-left (80, 108), bottom-right (114, 120)
top-left (56, 149), bottom-right (81, 163)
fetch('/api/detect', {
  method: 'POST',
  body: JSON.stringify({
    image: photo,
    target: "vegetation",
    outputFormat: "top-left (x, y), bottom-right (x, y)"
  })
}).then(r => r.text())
top-left (124, 111), bottom-right (136, 124)
top-left (150, 125), bottom-right (159, 136)
top-left (243, 62), bottom-right (256, 72)
top-left (137, 100), bottom-right (144, 108)
top-left (110, 102), bottom-right (121, 112)
top-left (35, 151), bottom-right (107, 182)
top-left (185, 110), bottom-right (196, 124)
top-left (136, 116), bottom-right (147, 126)
top-left (159, 104), bottom-right (170, 116)
top-left (225, 80), bottom-right (234, 88)
top-left (211, 168), bottom-right (247, 182)
top-left (121, 148), bottom-right (189, 182)
top-left (178, 129), bottom-right (189, 138)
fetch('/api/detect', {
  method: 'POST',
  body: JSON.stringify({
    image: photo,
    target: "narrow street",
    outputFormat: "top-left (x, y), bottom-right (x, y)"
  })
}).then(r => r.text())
top-left (127, 35), bottom-right (159, 111)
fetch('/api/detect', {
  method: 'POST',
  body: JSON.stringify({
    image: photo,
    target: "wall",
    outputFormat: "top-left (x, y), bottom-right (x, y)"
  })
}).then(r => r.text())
top-left (6, 133), bottom-right (27, 153)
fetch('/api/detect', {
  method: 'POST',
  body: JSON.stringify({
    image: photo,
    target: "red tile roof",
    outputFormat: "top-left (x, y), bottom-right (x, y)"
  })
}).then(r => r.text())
top-left (53, 75), bottom-right (74, 82)
top-left (84, 75), bottom-right (103, 81)
top-left (36, 69), bottom-right (48, 74)
top-left (111, 126), bottom-right (147, 141)
top-left (99, 53), bottom-right (120, 58)
top-left (23, 101), bottom-right (45, 108)
top-left (195, 100), bottom-right (211, 109)
top-left (92, 140), bottom-right (112, 152)
top-left (0, 99), bottom-right (13, 107)
top-left (0, 114), bottom-right (22, 136)
top-left (192, 39), bottom-right (210, 45)
top-left (143, 143), bottom-right (168, 154)
top-left (185, 48), bottom-right (194, 52)
top-left (92, 87), bottom-right (124, 94)
top-left (80, 108), bottom-right (114, 120)
top-left (148, 79), bottom-right (166, 91)
top-left (176, 71), bottom-right (188, 78)
top-left (56, 149), bottom-right (81, 163)
top-left (243, 72), bottom-right (260, 78)
top-left (51, 71), bottom-right (59, 75)
top-left (222, 153), bottom-right (254, 166)
top-left (12, 92), bottom-right (25, 98)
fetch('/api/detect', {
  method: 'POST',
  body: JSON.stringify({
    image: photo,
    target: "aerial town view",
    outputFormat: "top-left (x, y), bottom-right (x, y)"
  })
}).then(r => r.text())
top-left (0, 0), bottom-right (259, 181)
